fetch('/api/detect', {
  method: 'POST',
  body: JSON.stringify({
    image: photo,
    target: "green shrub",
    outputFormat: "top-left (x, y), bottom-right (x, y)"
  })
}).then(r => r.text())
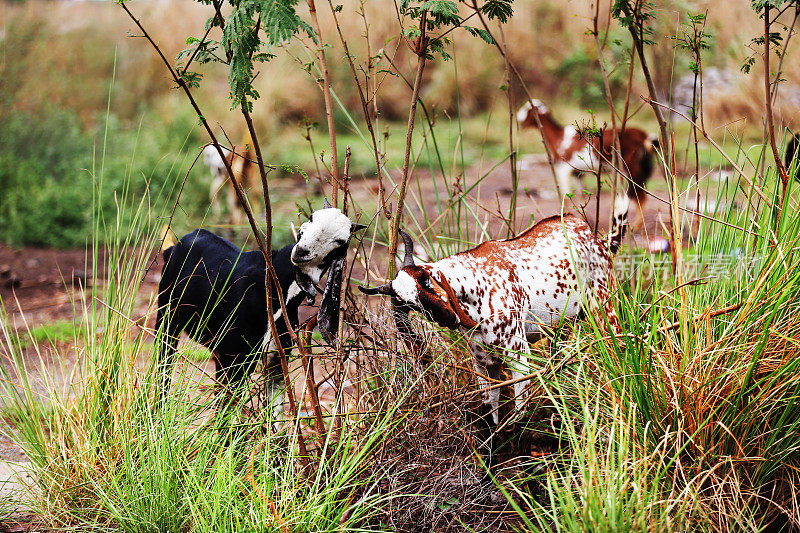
top-left (552, 34), bottom-right (631, 109)
top-left (0, 106), bottom-right (212, 248)
top-left (0, 109), bottom-right (93, 247)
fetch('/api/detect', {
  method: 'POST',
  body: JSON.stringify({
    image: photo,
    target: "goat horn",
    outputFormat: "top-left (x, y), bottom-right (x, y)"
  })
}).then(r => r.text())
top-left (399, 229), bottom-right (415, 268)
top-left (323, 197), bottom-right (332, 209)
top-left (358, 283), bottom-right (394, 296)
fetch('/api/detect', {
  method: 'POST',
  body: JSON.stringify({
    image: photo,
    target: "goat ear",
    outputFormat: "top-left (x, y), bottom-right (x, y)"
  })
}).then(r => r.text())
top-left (323, 197), bottom-right (332, 209)
top-left (352, 222), bottom-right (368, 233)
top-left (318, 255), bottom-right (345, 347)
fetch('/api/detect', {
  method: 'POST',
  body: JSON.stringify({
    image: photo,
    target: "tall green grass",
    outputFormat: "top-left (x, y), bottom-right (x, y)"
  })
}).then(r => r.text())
top-left (0, 106), bottom-right (406, 530)
top-left (492, 135), bottom-right (800, 530)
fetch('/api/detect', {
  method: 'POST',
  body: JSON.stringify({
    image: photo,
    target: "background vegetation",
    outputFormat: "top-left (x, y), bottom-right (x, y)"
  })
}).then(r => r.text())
top-left (1, 0), bottom-right (799, 247)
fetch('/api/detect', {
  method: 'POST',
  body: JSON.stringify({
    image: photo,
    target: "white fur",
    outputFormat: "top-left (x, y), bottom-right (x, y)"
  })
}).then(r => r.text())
top-left (531, 99), bottom-right (548, 113)
top-left (559, 126), bottom-right (578, 153)
top-left (204, 145), bottom-right (232, 218)
top-left (516, 101), bottom-right (533, 123)
top-left (390, 217), bottom-right (619, 424)
top-left (262, 209), bottom-right (356, 387)
top-left (392, 271), bottom-right (420, 306)
top-left (292, 208), bottom-right (353, 268)
top-left (203, 144), bottom-right (230, 173)
top-left (265, 379), bottom-right (285, 415)
top-left (516, 99), bottom-right (548, 123)
top-left (566, 144), bottom-right (598, 173)
top-left (262, 282), bottom-right (303, 351)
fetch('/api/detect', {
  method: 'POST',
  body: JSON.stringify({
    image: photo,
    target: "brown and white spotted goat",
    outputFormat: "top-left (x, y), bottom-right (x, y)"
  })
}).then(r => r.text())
top-left (517, 99), bottom-right (658, 208)
top-left (360, 203), bottom-right (627, 455)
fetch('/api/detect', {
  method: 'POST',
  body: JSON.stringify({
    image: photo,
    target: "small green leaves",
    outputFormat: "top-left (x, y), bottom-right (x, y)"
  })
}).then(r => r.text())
top-left (674, 10), bottom-right (712, 78)
top-left (398, 0), bottom-right (510, 61)
top-left (404, 27), bottom-right (422, 40)
top-left (481, 0), bottom-right (514, 23)
top-left (464, 26), bottom-right (495, 45)
top-left (420, 0), bottom-right (460, 26)
top-left (178, 71), bottom-right (203, 89)
top-left (612, 0), bottom-right (657, 45)
top-left (751, 0), bottom-right (800, 12)
top-left (687, 12), bottom-right (706, 24)
top-left (259, 0), bottom-right (314, 46)
top-left (742, 55), bottom-right (757, 74)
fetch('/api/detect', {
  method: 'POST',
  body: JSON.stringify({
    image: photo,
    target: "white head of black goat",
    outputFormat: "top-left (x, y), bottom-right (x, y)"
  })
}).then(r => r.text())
top-left (291, 197), bottom-right (367, 304)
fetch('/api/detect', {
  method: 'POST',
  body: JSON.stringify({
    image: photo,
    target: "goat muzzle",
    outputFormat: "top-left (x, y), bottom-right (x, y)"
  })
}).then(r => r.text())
top-left (393, 306), bottom-right (430, 365)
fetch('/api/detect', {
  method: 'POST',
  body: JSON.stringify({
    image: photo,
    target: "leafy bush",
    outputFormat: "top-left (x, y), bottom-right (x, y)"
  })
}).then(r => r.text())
top-left (552, 34), bottom-right (631, 108)
top-left (0, 109), bottom-right (93, 247)
top-left (0, 105), bottom-right (212, 248)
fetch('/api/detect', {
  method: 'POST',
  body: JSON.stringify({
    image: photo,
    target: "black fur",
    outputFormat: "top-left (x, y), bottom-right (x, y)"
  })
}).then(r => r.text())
top-left (155, 229), bottom-right (306, 399)
top-left (785, 133), bottom-right (800, 180)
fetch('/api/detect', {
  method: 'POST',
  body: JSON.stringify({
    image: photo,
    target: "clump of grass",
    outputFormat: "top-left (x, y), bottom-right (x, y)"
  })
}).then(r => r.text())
top-left (10, 320), bottom-right (84, 349)
top-left (498, 148), bottom-right (800, 529)
top-left (0, 151), bottom-right (403, 531)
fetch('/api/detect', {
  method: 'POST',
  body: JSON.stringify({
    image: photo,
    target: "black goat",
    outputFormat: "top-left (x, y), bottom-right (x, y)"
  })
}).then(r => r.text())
top-left (155, 202), bottom-right (364, 407)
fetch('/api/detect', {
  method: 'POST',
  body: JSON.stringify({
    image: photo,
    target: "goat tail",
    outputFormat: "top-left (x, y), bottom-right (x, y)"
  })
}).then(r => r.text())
top-left (644, 134), bottom-right (660, 153)
top-left (608, 194), bottom-right (630, 255)
top-left (785, 131), bottom-right (799, 174)
top-left (627, 134), bottom-right (660, 202)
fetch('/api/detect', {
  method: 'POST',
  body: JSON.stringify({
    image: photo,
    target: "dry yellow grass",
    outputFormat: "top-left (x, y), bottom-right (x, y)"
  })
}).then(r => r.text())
top-left (1, 0), bottom-right (798, 136)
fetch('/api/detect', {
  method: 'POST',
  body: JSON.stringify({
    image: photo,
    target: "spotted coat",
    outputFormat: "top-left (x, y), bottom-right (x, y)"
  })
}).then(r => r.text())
top-left (363, 216), bottom-right (622, 425)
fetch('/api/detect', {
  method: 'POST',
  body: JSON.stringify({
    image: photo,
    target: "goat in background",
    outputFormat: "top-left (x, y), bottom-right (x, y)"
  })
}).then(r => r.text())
top-left (203, 138), bottom-right (261, 226)
top-left (517, 99), bottom-right (658, 215)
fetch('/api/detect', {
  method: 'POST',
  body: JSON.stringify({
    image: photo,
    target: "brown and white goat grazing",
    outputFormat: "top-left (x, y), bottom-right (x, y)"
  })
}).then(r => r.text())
top-left (203, 141), bottom-right (260, 226)
top-left (360, 202), bottom-right (627, 455)
top-left (517, 99), bottom-right (658, 206)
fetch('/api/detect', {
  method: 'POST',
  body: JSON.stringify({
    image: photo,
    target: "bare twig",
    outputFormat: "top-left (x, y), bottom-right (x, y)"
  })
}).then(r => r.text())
top-left (387, 9), bottom-right (428, 270)
top-left (120, 0), bottom-right (310, 460)
top-left (498, 25), bottom-right (518, 237)
top-left (617, 2), bottom-right (670, 163)
top-left (592, 1), bottom-right (622, 234)
top-left (469, 2), bottom-right (560, 196)
top-left (307, 0), bottom-right (340, 204)
top-left (327, 0), bottom-right (389, 218)
top-left (763, 5), bottom-right (790, 207)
